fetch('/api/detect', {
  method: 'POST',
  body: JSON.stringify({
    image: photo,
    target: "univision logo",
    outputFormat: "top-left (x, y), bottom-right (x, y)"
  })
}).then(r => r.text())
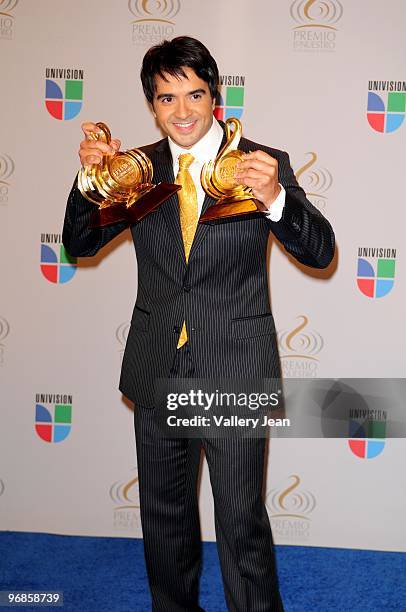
top-left (367, 81), bottom-right (406, 133)
top-left (35, 394), bottom-right (73, 443)
top-left (357, 247), bottom-right (396, 299)
top-left (45, 68), bottom-right (84, 120)
top-left (214, 75), bottom-right (245, 122)
top-left (0, 154), bottom-right (14, 205)
top-left (290, 0), bottom-right (343, 51)
top-left (0, 0), bottom-right (18, 40)
top-left (348, 408), bottom-right (386, 459)
top-left (129, 0), bottom-right (180, 45)
top-left (295, 152), bottom-right (332, 212)
top-left (40, 233), bottom-right (77, 284)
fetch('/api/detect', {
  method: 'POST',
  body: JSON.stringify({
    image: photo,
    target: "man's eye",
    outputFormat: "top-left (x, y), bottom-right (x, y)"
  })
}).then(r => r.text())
top-left (191, 94), bottom-right (202, 100)
top-left (161, 96), bottom-right (173, 103)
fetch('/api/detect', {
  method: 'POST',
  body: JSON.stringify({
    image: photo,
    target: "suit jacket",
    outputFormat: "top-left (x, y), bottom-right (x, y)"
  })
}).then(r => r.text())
top-left (63, 127), bottom-right (335, 407)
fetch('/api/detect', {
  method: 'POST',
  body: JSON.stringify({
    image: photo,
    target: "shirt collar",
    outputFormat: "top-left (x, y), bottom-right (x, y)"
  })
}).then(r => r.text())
top-left (168, 118), bottom-right (224, 166)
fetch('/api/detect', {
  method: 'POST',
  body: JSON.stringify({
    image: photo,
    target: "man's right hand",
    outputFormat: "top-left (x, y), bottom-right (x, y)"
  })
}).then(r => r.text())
top-left (79, 122), bottom-right (121, 167)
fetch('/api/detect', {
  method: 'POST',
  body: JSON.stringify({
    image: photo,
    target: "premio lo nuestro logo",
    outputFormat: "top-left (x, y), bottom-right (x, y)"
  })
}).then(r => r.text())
top-left (0, 316), bottom-right (10, 366)
top-left (40, 233), bottom-right (77, 284)
top-left (290, 0), bottom-right (343, 51)
top-left (110, 468), bottom-right (141, 532)
top-left (45, 68), bottom-right (84, 120)
top-left (357, 247), bottom-right (396, 299)
top-left (129, 0), bottom-right (180, 46)
top-left (267, 475), bottom-right (316, 541)
top-left (214, 75), bottom-right (245, 122)
top-left (116, 322), bottom-right (130, 360)
top-left (0, 154), bottom-right (14, 205)
top-left (0, 0), bottom-right (18, 40)
top-left (278, 315), bottom-right (324, 377)
top-left (35, 393), bottom-right (73, 443)
top-left (295, 152), bottom-right (332, 212)
top-left (348, 408), bottom-right (386, 459)
top-left (367, 81), bottom-right (406, 133)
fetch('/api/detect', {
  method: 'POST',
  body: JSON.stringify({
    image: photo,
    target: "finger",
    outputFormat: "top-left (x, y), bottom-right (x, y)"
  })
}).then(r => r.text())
top-left (236, 170), bottom-right (271, 185)
top-left (81, 122), bottom-right (101, 137)
top-left (236, 159), bottom-right (277, 175)
top-left (80, 140), bottom-right (114, 154)
top-left (241, 150), bottom-right (278, 167)
top-left (82, 154), bottom-right (103, 166)
top-left (110, 139), bottom-right (121, 151)
top-left (236, 167), bottom-right (275, 181)
top-left (239, 178), bottom-right (272, 193)
top-left (238, 178), bottom-right (263, 191)
top-left (237, 158), bottom-right (278, 176)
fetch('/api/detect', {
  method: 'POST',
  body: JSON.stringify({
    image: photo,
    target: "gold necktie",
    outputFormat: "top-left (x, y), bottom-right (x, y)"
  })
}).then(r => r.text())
top-left (176, 153), bottom-right (198, 349)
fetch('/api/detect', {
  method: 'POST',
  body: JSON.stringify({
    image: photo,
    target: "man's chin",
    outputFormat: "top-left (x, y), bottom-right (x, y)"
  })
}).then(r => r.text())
top-left (170, 132), bottom-right (200, 149)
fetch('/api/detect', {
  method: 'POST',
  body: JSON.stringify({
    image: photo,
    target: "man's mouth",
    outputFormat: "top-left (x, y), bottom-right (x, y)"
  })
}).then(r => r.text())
top-left (172, 120), bottom-right (197, 133)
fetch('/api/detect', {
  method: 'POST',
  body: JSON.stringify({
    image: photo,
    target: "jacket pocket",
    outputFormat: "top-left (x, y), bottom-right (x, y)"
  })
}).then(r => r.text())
top-left (231, 313), bottom-right (276, 338)
top-left (131, 305), bottom-right (150, 332)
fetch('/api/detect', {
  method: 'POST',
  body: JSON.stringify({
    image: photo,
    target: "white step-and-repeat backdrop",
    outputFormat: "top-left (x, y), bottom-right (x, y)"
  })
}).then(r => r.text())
top-left (1, 0), bottom-right (405, 552)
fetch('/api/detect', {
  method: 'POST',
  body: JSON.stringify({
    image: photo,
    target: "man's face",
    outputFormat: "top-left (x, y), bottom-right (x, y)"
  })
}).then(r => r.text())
top-left (151, 66), bottom-right (215, 149)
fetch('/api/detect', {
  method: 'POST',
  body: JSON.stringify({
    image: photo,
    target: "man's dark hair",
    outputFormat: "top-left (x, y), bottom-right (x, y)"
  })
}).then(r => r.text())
top-left (140, 36), bottom-right (219, 104)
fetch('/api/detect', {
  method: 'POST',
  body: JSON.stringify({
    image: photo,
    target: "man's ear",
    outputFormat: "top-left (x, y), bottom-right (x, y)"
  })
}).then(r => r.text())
top-left (150, 103), bottom-right (157, 118)
top-left (211, 97), bottom-right (216, 110)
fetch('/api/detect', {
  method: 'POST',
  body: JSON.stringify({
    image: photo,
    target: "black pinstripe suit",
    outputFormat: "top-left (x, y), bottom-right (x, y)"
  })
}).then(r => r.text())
top-left (63, 125), bottom-right (335, 611)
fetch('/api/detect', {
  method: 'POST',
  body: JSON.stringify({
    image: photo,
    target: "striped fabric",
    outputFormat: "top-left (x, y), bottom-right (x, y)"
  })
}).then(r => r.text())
top-left (134, 345), bottom-right (284, 611)
top-left (63, 127), bottom-right (335, 410)
top-left (62, 123), bottom-right (335, 611)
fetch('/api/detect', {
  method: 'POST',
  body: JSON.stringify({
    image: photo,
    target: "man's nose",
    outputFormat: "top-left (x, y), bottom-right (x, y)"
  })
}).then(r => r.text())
top-left (175, 97), bottom-right (191, 119)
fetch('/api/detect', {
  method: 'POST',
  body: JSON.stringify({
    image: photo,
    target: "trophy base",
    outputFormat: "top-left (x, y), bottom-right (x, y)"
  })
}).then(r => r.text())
top-left (89, 203), bottom-right (127, 228)
top-left (89, 183), bottom-right (181, 228)
top-left (126, 183), bottom-right (181, 223)
top-left (199, 197), bottom-right (268, 223)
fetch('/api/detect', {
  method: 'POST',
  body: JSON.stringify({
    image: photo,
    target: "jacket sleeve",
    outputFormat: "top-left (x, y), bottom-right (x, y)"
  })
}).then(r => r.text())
top-left (62, 178), bottom-right (128, 257)
top-left (268, 151), bottom-right (335, 269)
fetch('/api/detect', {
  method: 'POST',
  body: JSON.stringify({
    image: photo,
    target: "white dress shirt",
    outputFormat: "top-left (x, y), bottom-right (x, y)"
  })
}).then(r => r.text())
top-left (168, 118), bottom-right (285, 221)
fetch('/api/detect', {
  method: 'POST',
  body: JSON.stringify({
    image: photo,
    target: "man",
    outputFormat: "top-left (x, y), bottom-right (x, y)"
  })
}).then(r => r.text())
top-left (63, 37), bottom-right (335, 612)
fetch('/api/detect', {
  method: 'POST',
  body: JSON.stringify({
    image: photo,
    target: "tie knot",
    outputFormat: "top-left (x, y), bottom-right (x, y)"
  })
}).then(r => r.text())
top-left (178, 153), bottom-right (194, 171)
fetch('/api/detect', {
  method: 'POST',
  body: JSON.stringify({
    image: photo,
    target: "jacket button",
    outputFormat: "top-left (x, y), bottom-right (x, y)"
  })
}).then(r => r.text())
top-left (183, 284), bottom-right (191, 292)
top-left (173, 325), bottom-right (181, 333)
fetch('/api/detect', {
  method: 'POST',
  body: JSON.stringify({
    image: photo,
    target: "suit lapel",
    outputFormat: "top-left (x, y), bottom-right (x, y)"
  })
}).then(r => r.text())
top-left (151, 139), bottom-right (186, 265)
top-left (151, 124), bottom-right (227, 266)
top-left (188, 127), bottom-right (227, 263)
top-left (187, 193), bottom-right (215, 262)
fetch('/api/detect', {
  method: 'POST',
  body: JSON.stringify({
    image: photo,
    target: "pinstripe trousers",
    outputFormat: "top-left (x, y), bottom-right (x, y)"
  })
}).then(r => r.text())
top-left (134, 345), bottom-right (284, 612)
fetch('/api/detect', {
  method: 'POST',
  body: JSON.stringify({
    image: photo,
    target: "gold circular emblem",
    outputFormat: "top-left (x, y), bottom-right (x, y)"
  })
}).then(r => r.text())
top-left (216, 157), bottom-right (238, 189)
top-left (109, 154), bottom-right (141, 187)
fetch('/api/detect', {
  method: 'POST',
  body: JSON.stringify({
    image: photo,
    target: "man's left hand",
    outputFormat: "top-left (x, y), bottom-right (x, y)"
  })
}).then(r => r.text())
top-left (234, 151), bottom-right (280, 209)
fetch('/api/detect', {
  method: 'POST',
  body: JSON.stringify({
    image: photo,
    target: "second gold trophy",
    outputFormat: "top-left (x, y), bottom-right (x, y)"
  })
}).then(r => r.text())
top-left (200, 117), bottom-right (269, 222)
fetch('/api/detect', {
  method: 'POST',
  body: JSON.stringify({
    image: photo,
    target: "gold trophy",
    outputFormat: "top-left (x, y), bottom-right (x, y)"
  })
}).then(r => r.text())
top-left (199, 117), bottom-right (269, 222)
top-left (77, 122), bottom-right (180, 227)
